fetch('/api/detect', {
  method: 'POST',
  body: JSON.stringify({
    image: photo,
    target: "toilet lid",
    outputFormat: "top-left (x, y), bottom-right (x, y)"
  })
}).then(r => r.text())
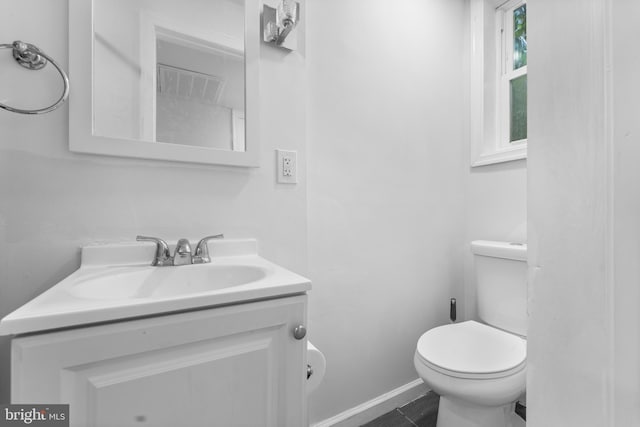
top-left (416, 321), bottom-right (526, 379)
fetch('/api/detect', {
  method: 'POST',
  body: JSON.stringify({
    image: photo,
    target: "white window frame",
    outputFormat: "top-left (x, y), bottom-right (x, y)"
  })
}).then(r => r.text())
top-left (470, 0), bottom-right (527, 167)
top-left (498, 0), bottom-right (527, 148)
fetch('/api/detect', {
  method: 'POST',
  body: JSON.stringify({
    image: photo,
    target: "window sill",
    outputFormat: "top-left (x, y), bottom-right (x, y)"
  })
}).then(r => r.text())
top-left (471, 143), bottom-right (527, 167)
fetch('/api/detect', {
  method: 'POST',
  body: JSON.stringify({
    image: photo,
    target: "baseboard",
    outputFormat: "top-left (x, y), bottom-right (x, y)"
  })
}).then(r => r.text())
top-left (311, 379), bottom-right (428, 427)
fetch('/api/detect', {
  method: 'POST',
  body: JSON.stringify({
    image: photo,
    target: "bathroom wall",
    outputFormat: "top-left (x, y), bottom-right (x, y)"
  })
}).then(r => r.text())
top-left (0, 0), bottom-right (307, 402)
top-left (306, 0), bottom-right (468, 423)
top-left (528, 0), bottom-right (610, 423)
top-left (528, 0), bottom-right (640, 425)
top-left (611, 1), bottom-right (640, 422)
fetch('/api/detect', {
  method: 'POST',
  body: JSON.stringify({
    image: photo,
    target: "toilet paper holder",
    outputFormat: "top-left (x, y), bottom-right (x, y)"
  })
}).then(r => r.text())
top-left (306, 341), bottom-right (326, 393)
top-left (307, 364), bottom-right (313, 379)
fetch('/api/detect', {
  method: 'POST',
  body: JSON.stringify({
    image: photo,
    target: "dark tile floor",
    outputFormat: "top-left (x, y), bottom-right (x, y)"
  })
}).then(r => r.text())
top-left (361, 391), bottom-right (439, 427)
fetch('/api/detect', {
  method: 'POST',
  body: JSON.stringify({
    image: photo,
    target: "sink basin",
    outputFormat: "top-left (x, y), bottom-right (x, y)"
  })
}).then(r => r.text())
top-left (69, 264), bottom-right (268, 300)
top-left (0, 239), bottom-right (311, 336)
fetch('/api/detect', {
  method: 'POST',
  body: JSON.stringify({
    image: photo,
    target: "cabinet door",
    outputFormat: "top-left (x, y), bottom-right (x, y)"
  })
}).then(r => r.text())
top-left (12, 295), bottom-right (307, 427)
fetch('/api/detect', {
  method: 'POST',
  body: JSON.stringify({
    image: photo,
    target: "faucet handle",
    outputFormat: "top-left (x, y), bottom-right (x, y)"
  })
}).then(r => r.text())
top-left (193, 234), bottom-right (224, 264)
top-left (136, 236), bottom-right (173, 266)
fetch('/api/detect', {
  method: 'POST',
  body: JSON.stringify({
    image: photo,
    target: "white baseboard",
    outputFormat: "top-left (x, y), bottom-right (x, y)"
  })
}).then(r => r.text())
top-left (311, 379), bottom-right (428, 427)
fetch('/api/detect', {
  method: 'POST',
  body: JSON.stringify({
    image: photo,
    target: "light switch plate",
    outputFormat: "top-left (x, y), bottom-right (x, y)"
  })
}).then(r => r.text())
top-left (276, 149), bottom-right (297, 184)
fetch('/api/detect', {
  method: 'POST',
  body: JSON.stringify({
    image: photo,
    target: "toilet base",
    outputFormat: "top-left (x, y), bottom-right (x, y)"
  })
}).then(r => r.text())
top-left (436, 396), bottom-right (526, 427)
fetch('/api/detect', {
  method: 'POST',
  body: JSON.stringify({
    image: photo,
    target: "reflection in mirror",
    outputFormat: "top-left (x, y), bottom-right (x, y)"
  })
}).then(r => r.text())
top-left (155, 39), bottom-right (245, 151)
top-left (93, 0), bottom-right (245, 152)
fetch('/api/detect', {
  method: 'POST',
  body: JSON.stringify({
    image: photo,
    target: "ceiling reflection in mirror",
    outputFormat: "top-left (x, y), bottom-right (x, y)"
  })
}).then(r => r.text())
top-left (93, 0), bottom-right (246, 152)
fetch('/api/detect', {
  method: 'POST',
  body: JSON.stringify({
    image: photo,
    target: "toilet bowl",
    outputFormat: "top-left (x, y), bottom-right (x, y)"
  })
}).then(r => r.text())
top-left (414, 321), bottom-right (526, 427)
top-left (414, 241), bottom-right (527, 427)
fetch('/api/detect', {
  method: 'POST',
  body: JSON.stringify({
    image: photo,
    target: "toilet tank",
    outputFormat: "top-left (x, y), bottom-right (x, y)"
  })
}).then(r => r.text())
top-left (471, 240), bottom-right (527, 337)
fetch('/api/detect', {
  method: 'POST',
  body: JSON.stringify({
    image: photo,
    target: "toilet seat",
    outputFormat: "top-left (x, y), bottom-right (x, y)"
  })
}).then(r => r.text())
top-left (415, 320), bottom-right (526, 380)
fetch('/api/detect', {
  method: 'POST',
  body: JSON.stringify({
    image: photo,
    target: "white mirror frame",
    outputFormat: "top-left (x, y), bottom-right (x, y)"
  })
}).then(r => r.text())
top-left (68, 0), bottom-right (260, 167)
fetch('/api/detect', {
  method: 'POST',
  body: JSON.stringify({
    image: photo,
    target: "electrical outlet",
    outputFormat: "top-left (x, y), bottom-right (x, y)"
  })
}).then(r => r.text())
top-left (276, 149), bottom-right (297, 184)
top-left (283, 157), bottom-right (293, 176)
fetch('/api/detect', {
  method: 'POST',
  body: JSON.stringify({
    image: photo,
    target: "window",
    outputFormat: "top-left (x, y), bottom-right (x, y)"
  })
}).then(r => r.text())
top-left (470, 0), bottom-right (528, 167)
top-left (499, 1), bottom-right (527, 146)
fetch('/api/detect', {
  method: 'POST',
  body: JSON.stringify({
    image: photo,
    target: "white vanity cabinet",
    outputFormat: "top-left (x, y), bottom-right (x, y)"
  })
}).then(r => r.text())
top-left (11, 295), bottom-right (308, 427)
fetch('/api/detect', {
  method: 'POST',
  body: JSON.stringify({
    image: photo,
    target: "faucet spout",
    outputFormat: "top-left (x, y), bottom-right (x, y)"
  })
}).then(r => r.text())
top-left (173, 238), bottom-right (193, 266)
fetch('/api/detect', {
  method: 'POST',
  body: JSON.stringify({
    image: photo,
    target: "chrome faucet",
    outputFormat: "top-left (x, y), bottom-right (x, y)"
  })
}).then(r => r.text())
top-left (136, 234), bottom-right (224, 267)
top-left (173, 238), bottom-right (193, 266)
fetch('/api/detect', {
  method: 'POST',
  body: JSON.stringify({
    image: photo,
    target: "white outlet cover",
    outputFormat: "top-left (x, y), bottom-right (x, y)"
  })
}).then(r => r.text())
top-left (276, 149), bottom-right (297, 184)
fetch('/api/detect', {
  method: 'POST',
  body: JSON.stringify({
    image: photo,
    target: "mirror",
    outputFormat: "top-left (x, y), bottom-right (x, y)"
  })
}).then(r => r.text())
top-left (69, 0), bottom-right (260, 167)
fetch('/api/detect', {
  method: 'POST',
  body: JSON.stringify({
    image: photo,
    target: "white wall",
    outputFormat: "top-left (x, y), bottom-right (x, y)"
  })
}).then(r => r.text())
top-left (306, 0), bottom-right (468, 423)
top-left (0, 0), bottom-right (307, 402)
top-left (528, 0), bottom-right (640, 425)
top-left (528, 0), bottom-right (610, 424)
top-left (611, 0), bottom-right (640, 423)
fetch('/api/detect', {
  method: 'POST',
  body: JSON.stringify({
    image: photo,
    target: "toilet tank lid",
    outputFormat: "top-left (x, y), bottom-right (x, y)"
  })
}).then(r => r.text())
top-left (471, 240), bottom-right (527, 261)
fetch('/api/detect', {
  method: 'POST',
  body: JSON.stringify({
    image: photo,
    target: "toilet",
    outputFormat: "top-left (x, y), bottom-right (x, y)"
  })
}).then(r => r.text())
top-left (414, 240), bottom-right (527, 427)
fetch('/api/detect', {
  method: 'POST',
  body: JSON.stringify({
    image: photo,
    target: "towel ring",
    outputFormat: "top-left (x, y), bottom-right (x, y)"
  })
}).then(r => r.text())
top-left (0, 41), bottom-right (70, 115)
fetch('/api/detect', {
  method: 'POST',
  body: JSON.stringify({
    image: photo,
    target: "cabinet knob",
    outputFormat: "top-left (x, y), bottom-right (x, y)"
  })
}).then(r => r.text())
top-left (293, 325), bottom-right (307, 340)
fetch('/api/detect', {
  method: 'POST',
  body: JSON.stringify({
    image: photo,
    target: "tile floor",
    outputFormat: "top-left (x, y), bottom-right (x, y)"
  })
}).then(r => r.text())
top-left (361, 391), bottom-right (439, 427)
